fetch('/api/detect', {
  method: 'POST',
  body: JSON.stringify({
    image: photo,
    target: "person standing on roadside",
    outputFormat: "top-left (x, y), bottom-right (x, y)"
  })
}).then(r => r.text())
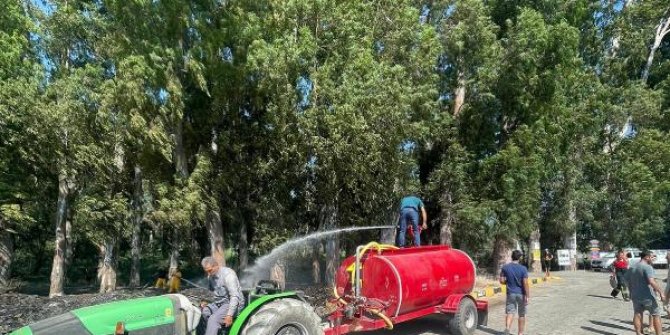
top-left (500, 250), bottom-right (530, 335)
top-left (397, 195), bottom-right (428, 247)
top-left (610, 249), bottom-right (629, 300)
top-left (625, 250), bottom-right (665, 335)
top-left (543, 249), bottom-right (553, 278)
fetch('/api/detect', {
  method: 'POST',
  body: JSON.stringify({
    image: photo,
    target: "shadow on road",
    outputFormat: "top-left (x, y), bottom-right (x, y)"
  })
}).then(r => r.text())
top-left (580, 326), bottom-right (618, 335)
top-left (586, 294), bottom-right (616, 300)
top-left (477, 326), bottom-right (502, 334)
top-left (611, 318), bottom-right (633, 325)
top-left (590, 320), bottom-right (631, 331)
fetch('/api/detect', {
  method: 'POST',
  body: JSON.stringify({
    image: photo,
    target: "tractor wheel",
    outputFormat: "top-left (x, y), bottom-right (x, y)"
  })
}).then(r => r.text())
top-left (240, 298), bottom-right (322, 335)
top-left (448, 298), bottom-right (478, 335)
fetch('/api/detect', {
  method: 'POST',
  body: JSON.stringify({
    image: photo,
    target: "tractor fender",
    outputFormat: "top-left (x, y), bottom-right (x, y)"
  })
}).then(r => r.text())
top-left (228, 291), bottom-right (302, 335)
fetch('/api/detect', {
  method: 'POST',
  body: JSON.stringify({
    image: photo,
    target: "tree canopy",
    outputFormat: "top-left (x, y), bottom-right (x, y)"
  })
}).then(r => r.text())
top-left (1, 0), bottom-right (670, 293)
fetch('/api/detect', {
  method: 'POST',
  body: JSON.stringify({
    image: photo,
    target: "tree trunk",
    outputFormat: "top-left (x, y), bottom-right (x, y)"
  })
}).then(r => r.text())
top-left (380, 210), bottom-right (398, 245)
top-left (565, 194), bottom-right (578, 270)
top-left (64, 207), bottom-right (74, 270)
top-left (49, 171), bottom-right (70, 298)
top-left (492, 236), bottom-right (513, 275)
top-left (0, 216), bottom-right (14, 288)
top-left (440, 190), bottom-right (454, 246)
top-left (270, 259), bottom-right (286, 290)
top-left (129, 164), bottom-right (143, 287)
top-left (322, 204), bottom-right (339, 285)
top-left (174, 120), bottom-right (189, 178)
top-left (642, 17), bottom-right (670, 84)
top-left (97, 238), bottom-right (117, 293)
top-left (170, 118), bottom-right (189, 276)
top-left (528, 228), bottom-right (541, 273)
top-left (453, 67), bottom-right (466, 117)
top-left (169, 228), bottom-right (180, 279)
top-left (311, 242), bottom-right (321, 285)
top-left (206, 207), bottom-right (225, 267)
top-left (239, 219), bottom-right (248, 270)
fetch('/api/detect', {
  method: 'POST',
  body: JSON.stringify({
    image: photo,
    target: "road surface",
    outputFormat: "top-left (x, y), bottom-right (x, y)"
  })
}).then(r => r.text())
top-left (365, 270), bottom-right (669, 335)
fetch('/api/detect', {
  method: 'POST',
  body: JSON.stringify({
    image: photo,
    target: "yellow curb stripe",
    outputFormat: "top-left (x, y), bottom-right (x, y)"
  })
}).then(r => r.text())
top-left (474, 274), bottom-right (556, 299)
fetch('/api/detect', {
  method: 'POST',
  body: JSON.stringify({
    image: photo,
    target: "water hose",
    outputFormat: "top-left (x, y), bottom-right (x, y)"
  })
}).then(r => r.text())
top-left (334, 285), bottom-right (393, 330)
top-left (351, 242), bottom-right (398, 293)
top-left (369, 309), bottom-right (393, 330)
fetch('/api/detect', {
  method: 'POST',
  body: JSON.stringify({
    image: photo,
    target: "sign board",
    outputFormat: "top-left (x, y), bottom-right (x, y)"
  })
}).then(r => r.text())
top-left (589, 239), bottom-right (600, 248)
top-left (557, 249), bottom-right (571, 266)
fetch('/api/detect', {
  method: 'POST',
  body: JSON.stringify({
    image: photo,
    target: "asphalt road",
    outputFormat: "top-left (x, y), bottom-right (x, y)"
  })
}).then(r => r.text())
top-left (365, 270), bottom-right (670, 335)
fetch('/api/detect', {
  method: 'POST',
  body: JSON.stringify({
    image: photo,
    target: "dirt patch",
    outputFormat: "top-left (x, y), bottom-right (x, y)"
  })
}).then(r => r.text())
top-left (0, 284), bottom-right (331, 333)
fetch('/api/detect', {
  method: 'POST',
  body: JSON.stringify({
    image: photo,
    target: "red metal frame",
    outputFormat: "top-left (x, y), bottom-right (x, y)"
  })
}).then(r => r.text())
top-left (323, 295), bottom-right (488, 335)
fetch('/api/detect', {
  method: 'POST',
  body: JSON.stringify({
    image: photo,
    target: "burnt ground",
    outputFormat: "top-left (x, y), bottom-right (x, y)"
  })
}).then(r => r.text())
top-left (0, 284), bottom-right (333, 334)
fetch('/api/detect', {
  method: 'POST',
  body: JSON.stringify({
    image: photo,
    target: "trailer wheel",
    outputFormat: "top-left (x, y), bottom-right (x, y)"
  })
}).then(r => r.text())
top-left (448, 298), bottom-right (478, 335)
top-left (240, 298), bottom-right (322, 335)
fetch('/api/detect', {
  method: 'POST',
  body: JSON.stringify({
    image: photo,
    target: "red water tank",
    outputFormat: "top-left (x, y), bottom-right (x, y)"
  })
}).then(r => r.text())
top-left (335, 245), bottom-right (476, 317)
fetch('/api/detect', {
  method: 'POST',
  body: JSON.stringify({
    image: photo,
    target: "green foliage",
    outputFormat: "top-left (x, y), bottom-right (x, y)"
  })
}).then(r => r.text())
top-left (3, 0), bottom-right (670, 285)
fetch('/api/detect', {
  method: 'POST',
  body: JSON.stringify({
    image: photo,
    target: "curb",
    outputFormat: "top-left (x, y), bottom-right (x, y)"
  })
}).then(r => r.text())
top-left (471, 276), bottom-right (560, 299)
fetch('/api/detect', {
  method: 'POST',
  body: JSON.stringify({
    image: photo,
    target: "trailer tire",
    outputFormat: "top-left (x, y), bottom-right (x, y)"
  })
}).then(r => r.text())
top-left (449, 298), bottom-right (478, 335)
top-left (240, 298), bottom-right (322, 335)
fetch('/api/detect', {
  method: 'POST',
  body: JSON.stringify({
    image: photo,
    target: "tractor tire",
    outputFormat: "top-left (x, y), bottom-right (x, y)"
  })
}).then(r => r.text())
top-left (448, 298), bottom-right (478, 335)
top-left (240, 298), bottom-right (322, 335)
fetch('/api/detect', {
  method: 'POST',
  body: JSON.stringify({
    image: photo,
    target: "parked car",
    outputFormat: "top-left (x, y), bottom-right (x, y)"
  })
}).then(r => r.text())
top-left (651, 249), bottom-right (668, 268)
top-left (591, 252), bottom-right (615, 271)
top-left (624, 248), bottom-right (642, 266)
top-left (591, 249), bottom-right (642, 271)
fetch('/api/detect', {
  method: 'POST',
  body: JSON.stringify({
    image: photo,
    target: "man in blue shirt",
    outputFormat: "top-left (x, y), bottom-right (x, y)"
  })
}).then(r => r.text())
top-left (500, 250), bottom-right (530, 335)
top-left (397, 195), bottom-right (428, 247)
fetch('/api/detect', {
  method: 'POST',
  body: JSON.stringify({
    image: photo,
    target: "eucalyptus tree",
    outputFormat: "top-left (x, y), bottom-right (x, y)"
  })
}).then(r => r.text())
top-left (23, 0), bottom-right (121, 297)
top-left (423, 0), bottom-right (501, 250)
top-left (103, 0), bottom-right (218, 277)
top-left (0, 0), bottom-right (39, 287)
top-left (237, 0), bottom-right (439, 284)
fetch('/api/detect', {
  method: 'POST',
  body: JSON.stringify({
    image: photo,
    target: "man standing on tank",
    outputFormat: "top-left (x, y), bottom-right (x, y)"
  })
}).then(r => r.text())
top-left (500, 250), bottom-right (530, 335)
top-left (397, 195), bottom-right (428, 247)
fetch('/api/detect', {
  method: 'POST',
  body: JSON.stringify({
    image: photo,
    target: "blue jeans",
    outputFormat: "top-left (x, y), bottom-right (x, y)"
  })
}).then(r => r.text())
top-left (398, 208), bottom-right (420, 247)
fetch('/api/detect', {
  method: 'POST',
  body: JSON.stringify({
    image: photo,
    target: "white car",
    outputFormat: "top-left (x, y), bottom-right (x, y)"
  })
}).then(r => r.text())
top-left (591, 249), bottom-right (642, 271)
top-left (591, 252), bottom-right (615, 271)
top-left (651, 249), bottom-right (668, 268)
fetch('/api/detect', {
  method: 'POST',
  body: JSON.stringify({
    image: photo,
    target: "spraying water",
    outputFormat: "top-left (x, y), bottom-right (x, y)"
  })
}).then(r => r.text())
top-left (240, 225), bottom-right (394, 288)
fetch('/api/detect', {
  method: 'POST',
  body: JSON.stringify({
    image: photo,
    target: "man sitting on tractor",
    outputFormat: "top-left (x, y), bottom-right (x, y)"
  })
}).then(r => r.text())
top-left (200, 257), bottom-right (245, 335)
top-left (397, 195), bottom-right (428, 247)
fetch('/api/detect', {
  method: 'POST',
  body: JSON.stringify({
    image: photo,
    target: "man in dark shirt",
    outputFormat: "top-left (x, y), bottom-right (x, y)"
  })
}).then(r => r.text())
top-left (500, 250), bottom-right (530, 335)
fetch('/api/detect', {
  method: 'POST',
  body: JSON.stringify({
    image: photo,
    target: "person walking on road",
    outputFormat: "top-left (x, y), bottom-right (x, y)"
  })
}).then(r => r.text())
top-left (397, 195), bottom-right (427, 247)
top-left (625, 250), bottom-right (665, 335)
top-left (610, 249), bottom-right (629, 300)
top-left (201, 256), bottom-right (245, 335)
top-left (500, 250), bottom-right (530, 335)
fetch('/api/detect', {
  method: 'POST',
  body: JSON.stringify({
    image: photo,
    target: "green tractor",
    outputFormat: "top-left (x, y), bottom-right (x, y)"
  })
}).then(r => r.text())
top-left (9, 280), bottom-right (321, 335)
